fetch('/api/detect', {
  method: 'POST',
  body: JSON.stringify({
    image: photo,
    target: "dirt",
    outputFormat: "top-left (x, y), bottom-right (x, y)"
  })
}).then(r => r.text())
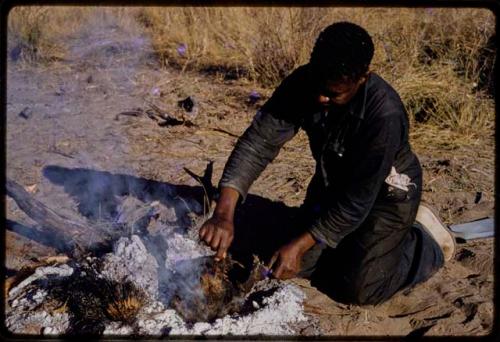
top-left (5, 13), bottom-right (494, 337)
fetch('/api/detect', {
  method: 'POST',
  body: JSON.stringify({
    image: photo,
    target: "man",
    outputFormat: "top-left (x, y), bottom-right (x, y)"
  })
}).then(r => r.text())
top-left (199, 22), bottom-right (456, 305)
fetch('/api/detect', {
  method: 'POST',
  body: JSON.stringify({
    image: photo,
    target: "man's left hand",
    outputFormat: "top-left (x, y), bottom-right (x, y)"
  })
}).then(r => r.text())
top-left (268, 232), bottom-right (317, 280)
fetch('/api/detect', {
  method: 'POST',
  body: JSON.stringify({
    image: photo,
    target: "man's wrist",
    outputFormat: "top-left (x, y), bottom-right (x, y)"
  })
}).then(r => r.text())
top-left (294, 231), bottom-right (317, 253)
top-left (213, 187), bottom-right (240, 220)
top-left (213, 205), bottom-right (235, 221)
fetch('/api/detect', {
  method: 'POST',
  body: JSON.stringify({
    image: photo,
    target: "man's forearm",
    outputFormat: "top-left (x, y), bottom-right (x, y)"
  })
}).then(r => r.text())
top-left (213, 187), bottom-right (240, 220)
top-left (219, 110), bottom-right (298, 202)
top-left (293, 231), bottom-right (317, 253)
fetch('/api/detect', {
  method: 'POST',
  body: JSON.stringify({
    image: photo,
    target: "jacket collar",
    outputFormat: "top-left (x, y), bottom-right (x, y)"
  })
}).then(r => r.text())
top-left (345, 72), bottom-right (370, 120)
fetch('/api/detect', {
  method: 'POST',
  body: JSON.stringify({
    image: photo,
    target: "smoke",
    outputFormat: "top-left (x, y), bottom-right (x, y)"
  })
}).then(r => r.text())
top-left (163, 257), bottom-right (209, 315)
top-left (68, 8), bottom-right (157, 97)
top-left (42, 165), bottom-right (202, 221)
top-left (7, 8), bottom-right (229, 330)
top-left (41, 163), bottom-right (212, 308)
top-left (28, 8), bottom-right (212, 315)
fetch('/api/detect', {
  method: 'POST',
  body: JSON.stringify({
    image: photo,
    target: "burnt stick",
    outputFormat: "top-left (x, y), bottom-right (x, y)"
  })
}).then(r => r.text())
top-left (6, 178), bottom-right (114, 254)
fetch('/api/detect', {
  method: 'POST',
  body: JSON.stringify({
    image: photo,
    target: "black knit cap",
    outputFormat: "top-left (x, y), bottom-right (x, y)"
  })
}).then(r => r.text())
top-left (310, 22), bottom-right (374, 82)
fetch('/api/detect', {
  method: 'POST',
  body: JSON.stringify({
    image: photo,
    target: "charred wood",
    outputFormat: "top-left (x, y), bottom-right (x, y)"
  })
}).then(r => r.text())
top-left (6, 219), bottom-right (70, 252)
top-left (183, 161), bottom-right (216, 213)
top-left (116, 103), bottom-right (197, 127)
top-left (169, 254), bottom-right (267, 323)
top-left (6, 178), bottom-right (117, 255)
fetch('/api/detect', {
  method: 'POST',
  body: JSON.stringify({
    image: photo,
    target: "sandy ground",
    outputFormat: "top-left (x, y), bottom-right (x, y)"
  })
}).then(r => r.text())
top-left (4, 15), bottom-right (495, 337)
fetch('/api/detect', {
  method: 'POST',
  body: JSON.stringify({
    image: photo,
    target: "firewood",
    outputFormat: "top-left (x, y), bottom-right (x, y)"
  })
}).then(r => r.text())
top-left (6, 178), bottom-right (116, 254)
top-left (4, 255), bottom-right (71, 300)
top-left (183, 161), bottom-right (216, 214)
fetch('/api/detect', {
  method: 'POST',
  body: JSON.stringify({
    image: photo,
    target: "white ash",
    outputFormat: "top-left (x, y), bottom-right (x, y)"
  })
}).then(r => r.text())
top-left (98, 231), bottom-right (310, 336)
top-left (100, 235), bottom-right (159, 298)
top-left (135, 309), bottom-right (186, 336)
top-left (163, 231), bottom-right (213, 270)
top-left (7, 289), bottom-right (68, 335)
top-left (8, 264), bottom-right (74, 299)
top-left (6, 264), bottom-right (74, 334)
top-left (103, 280), bottom-right (307, 336)
top-left (174, 282), bottom-right (307, 335)
top-left (43, 321), bottom-right (71, 336)
top-left (103, 322), bottom-right (134, 335)
top-left (6, 199), bottom-right (312, 336)
top-left (6, 310), bottom-right (70, 336)
top-left (10, 289), bottom-right (48, 311)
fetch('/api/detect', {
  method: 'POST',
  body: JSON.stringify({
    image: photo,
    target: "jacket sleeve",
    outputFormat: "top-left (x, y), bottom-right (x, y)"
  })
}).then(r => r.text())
top-left (218, 110), bottom-right (298, 201)
top-left (218, 66), bottom-right (310, 200)
top-left (308, 112), bottom-right (402, 248)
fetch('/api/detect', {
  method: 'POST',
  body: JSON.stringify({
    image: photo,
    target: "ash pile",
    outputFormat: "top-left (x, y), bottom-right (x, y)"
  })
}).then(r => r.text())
top-left (5, 171), bottom-right (312, 337)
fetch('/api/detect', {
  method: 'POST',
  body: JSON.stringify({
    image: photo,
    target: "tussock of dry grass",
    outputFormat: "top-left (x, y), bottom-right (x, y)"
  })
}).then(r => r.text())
top-left (135, 7), bottom-right (331, 86)
top-left (105, 295), bottom-right (143, 323)
top-left (7, 6), bottom-right (89, 63)
top-left (394, 65), bottom-right (494, 133)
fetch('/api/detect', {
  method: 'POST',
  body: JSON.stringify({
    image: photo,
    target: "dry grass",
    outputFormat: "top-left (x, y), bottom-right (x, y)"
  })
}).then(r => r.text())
top-left (7, 6), bottom-right (495, 135)
top-left (103, 279), bottom-right (147, 324)
top-left (105, 295), bottom-right (143, 323)
top-left (394, 64), bottom-right (494, 134)
top-left (135, 7), bottom-right (495, 134)
top-left (135, 7), bottom-right (332, 85)
top-left (7, 6), bottom-right (90, 64)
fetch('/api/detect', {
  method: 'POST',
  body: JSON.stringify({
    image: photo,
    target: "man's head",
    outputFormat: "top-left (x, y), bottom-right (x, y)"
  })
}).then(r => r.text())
top-left (310, 22), bottom-right (374, 106)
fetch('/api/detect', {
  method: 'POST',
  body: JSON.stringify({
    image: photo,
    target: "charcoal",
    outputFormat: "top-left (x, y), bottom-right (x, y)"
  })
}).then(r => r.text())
top-left (45, 261), bottom-right (147, 335)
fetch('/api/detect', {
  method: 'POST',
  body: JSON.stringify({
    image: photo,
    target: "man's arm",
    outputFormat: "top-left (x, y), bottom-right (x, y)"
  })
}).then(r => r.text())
top-left (218, 64), bottom-right (310, 200)
top-left (268, 112), bottom-right (403, 279)
top-left (200, 109), bottom-right (300, 259)
top-left (199, 65), bottom-right (310, 260)
top-left (218, 110), bottom-right (299, 200)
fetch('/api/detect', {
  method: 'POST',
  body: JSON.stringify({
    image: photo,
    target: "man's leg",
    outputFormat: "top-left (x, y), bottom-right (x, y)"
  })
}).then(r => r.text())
top-left (308, 194), bottom-right (445, 305)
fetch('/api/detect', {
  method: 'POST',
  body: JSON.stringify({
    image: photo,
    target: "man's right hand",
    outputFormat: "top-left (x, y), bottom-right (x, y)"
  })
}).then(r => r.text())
top-left (199, 186), bottom-right (240, 261)
top-left (199, 216), bottom-right (234, 261)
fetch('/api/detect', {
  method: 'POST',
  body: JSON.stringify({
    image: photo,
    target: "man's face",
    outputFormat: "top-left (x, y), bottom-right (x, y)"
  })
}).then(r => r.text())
top-left (316, 74), bottom-right (368, 108)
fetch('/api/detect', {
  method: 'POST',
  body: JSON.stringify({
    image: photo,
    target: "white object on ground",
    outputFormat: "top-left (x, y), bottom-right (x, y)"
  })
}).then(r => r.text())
top-left (8, 265), bottom-right (74, 298)
top-left (449, 218), bottom-right (494, 240)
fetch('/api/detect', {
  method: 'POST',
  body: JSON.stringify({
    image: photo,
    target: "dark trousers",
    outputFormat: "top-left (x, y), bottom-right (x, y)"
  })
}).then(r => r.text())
top-left (298, 179), bottom-right (444, 306)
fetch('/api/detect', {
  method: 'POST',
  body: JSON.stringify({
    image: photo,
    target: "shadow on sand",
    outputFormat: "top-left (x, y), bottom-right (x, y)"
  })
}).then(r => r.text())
top-left (37, 165), bottom-right (302, 265)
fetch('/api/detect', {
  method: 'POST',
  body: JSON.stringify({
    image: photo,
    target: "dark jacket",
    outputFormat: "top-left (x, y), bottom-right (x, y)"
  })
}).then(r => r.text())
top-left (219, 64), bottom-right (421, 248)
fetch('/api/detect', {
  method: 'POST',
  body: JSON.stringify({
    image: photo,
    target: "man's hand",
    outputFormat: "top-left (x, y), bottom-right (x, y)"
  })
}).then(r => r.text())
top-left (199, 186), bottom-right (240, 261)
top-left (199, 216), bottom-right (234, 261)
top-left (268, 232), bottom-right (317, 280)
